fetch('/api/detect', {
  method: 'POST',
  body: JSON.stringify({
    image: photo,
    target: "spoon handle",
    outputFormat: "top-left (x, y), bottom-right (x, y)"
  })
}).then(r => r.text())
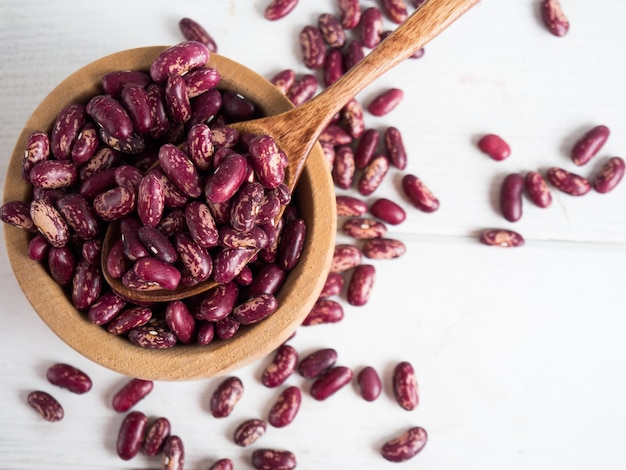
top-left (292, 0), bottom-right (479, 132)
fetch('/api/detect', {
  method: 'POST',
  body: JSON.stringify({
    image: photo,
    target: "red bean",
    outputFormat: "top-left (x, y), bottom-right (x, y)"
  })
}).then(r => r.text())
top-left (179, 17), bottom-right (218, 52)
top-left (541, 0), bottom-right (569, 37)
top-left (268, 386), bottom-right (302, 428)
top-left (362, 237), bottom-right (406, 259)
top-left (46, 363), bottom-right (92, 394)
top-left (402, 174), bottom-right (440, 212)
top-left (367, 88), bottom-right (404, 116)
top-left (381, 427), bottom-right (428, 462)
top-left (571, 125), bottom-right (610, 166)
top-left (500, 173), bottom-right (524, 222)
top-left (251, 449), bottom-right (297, 470)
top-left (264, 0), bottom-right (299, 21)
top-left (594, 156), bottom-right (625, 193)
top-left (144, 417), bottom-right (171, 457)
top-left (310, 366), bottom-right (353, 400)
top-left (302, 298), bottom-right (345, 325)
top-left (360, 7), bottom-right (383, 48)
top-left (525, 171), bottom-right (552, 208)
top-left (384, 126), bottom-right (408, 169)
top-left (347, 264), bottom-right (376, 306)
top-left (112, 378), bottom-right (154, 412)
top-left (370, 198), bottom-right (406, 225)
top-left (479, 229), bottom-right (525, 248)
top-left (357, 366), bottom-right (382, 401)
top-left (298, 348), bottom-right (338, 379)
top-left (477, 133), bottom-right (511, 161)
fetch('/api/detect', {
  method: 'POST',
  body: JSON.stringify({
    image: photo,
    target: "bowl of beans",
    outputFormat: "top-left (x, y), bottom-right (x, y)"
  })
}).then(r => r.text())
top-left (1, 44), bottom-right (336, 380)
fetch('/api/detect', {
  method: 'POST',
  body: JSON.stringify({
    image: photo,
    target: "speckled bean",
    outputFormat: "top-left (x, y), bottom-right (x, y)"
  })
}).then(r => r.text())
top-left (402, 174), bottom-right (440, 212)
top-left (525, 171), bottom-right (552, 208)
top-left (158, 143), bottom-right (202, 198)
top-left (302, 298), bottom-right (344, 326)
top-left (268, 386), bottom-right (301, 428)
top-left (336, 195), bottom-right (367, 217)
top-left (300, 25), bottom-right (326, 69)
top-left (381, 427), bottom-right (428, 462)
top-left (106, 306), bottom-right (152, 335)
top-left (56, 193), bottom-right (99, 239)
top-left (195, 282), bottom-right (238, 322)
top-left (343, 39), bottom-right (365, 70)
top-left (264, 0), bottom-right (299, 20)
top-left (363, 237), bottom-right (406, 259)
top-left (286, 74), bottom-right (318, 106)
top-left (347, 264), bottom-right (375, 306)
top-left (204, 153), bottom-right (248, 204)
top-left (479, 228), bottom-right (525, 247)
top-left (213, 247), bottom-right (256, 284)
top-left (546, 167), bottom-right (591, 196)
top-left (262, 344), bottom-right (299, 388)
top-left (150, 41), bottom-right (210, 82)
top-left (343, 218), bottom-right (387, 239)
top-left (86, 95), bottom-right (134, 140)
top-left (93, 185), bottom-right (137, 222)
top-left (342, 98), bottom-right (364, 139)
top-left (331, 244), bottom-right (362, 272)
top-left (251, 449), bottom-right (297, 470)
top-left (393, 361), bottom-right (419, 410)
top-left (270, 69), bottom-right (296, 94)
top-left (71, 260), bottom-right (102, 310)
top-left (310, 366), bottom-right (353, 400)
top-left (233, 293), bottom-right (278, 325)
top-left (179, 17), bottom-right (218, 52)
top-left (233, 419), bottom-right (266, 447)
top-left (112, 378), bottom-right (154, 413)
top-left (128, 324), bottom-right (177, 349)
top-left (87, 291), bottom-right (127, 325)
top-left (46, 363), bottom-right (92, 394)
top-left (210, 376), bottom-right (244, 418)
top-left (384, 126), bottom-right (407, 169)
top-left (30, 198), bottom-right (69, 247)
top-left (332, 145), bottom-right (356, 190)
top-left (22, 131), bottom-right (50, 180)
top-left (50, 104), bottom-right (87, 160)
top-left (249, 135), bottom-right (288, 189)
top-left (338, 0), bottom-right (361, 28)
top-left (320, 271), bottom-right (344, 297)
top-left (541, 0), bottom-right (569, 37)
top-left (162, 435), bottom-right (184, 470)
top-left (27, 391), bottom-right (64, 422)
top-left (571, 125), bottom-right (610, 166)
top-left (120, 83), bottom-right (153, 134)
top-left (30, 160), bottom-right (77, 189)
top-left (594, 156), bottom-right (625, 193)
top-left (358, 154), bottom-right (389, 196)
top-left (382, 0), bottom-right (408, 23)
top-left (1, 200), bottom-right (36, 232)
top-left (318, 13), bottom-right (345, 48)
top-left (165, 74), bottom-right (192, 123)
top-left (298, 348), bottom-right (337, 379)
top-left (361, 7), bottom-right (383, 48)
top-left (144, 417), bottom-right (171, 457)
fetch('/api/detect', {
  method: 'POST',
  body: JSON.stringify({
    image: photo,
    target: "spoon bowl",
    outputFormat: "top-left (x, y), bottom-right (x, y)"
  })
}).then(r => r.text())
top-left (3, 48), bottom-right (336, 380)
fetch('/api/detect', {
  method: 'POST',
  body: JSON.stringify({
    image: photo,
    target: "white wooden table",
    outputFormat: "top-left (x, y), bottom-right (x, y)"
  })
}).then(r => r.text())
top-left (2, 1), bottom-right (626, 468)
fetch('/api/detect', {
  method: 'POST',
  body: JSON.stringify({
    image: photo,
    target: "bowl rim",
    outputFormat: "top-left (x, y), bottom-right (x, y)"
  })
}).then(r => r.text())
top-left (2, 46), bottom-right (336, 381)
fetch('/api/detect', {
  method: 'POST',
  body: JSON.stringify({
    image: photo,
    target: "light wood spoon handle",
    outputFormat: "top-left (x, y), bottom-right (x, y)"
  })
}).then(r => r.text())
top-left (235, 0), bottom-right (480, 192)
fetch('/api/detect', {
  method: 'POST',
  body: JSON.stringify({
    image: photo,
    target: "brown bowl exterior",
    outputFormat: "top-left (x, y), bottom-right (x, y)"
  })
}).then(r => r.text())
top-left (2, 47), bottom-right (336, 380)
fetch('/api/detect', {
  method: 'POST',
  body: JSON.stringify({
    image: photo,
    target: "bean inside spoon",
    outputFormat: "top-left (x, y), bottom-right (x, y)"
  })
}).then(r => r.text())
top-left (102, 0), bottom-right (479, 303)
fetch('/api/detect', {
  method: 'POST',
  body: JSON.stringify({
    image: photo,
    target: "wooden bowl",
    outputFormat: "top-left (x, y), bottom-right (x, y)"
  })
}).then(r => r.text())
top-left (2, 47), bottom-right (336, 381)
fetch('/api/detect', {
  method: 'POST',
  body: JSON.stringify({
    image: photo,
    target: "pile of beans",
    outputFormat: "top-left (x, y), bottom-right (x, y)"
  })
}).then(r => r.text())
top-left (0, 40), bottom-right (310, 349)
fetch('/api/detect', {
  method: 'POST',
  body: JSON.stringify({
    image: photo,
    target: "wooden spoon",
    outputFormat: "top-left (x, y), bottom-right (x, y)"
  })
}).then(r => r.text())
top-left (102, 0), bottom-right (479, 303)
